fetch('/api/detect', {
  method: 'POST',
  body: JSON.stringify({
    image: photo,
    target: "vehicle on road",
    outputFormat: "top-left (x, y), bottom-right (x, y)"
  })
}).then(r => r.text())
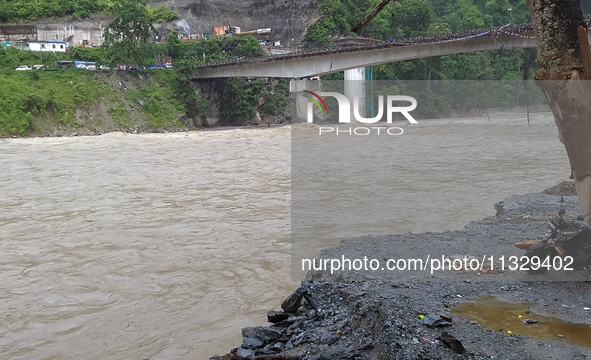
top-left (85, 62), bottom-right (97, 71)
top-left (32, 65), bottom-right (44, 70)
top-left (57, 61), bottom-right (73, 69)
top-left (99, 65), bottom-right (111, 71)
top-left (15, 65), bottom-right (31, 71)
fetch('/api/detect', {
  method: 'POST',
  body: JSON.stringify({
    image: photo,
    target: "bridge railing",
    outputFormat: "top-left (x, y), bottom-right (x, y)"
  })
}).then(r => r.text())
top-left (196, 18), bottom-right (591, 69)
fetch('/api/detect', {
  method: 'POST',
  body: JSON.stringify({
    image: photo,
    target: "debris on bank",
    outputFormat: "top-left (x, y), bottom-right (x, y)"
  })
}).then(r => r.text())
top-left (211, 183), bottom-right (591, 360)
top-left (542, 181), bottom-right (577, 196)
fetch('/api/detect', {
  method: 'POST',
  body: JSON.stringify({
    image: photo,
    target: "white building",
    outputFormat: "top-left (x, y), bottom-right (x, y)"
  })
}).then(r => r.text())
top-left (16, 40), bottom-right (68, 52)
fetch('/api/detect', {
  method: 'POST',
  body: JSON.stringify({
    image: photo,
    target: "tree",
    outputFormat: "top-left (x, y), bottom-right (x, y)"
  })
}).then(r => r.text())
top-left (391, 0), bottom-right (436, 37)
top-left (103, 0), bottom-right (154, 68)
top-left (305, 22), bottom-right (331, 46)
top-left (526, 0), bottom-right (591, 223)
top-left (167, 29), bottom-right (181, 58)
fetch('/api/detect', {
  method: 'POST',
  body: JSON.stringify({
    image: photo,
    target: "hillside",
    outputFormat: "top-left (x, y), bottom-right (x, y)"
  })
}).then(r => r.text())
top-left (0, 0), bottom-right (319, 45)
top-left (149, 0), bottom-right (319, 45)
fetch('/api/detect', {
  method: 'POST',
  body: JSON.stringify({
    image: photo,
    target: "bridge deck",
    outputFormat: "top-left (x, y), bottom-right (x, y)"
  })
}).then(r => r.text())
top-left (193, 22), bottom-right (591, 79)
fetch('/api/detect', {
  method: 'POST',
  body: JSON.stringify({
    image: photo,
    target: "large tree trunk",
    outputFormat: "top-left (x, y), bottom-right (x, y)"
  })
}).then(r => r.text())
top-left (527, 0), bottom-right (591, 223)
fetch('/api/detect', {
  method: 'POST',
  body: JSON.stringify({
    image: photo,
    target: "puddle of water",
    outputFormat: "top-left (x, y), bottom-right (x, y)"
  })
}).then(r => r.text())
top-left (452, 296), bottom-right (591, 348)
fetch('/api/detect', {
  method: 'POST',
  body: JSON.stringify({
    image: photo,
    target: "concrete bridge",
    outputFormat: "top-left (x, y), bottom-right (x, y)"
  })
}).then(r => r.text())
top-left (192, 22), bottom-right (590, 118)
top-left (194, 33), bottom-right (536, 79)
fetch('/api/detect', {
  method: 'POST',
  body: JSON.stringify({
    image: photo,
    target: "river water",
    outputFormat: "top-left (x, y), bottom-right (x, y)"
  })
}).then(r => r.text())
top-left (0, 112), bottom-right (573, 359)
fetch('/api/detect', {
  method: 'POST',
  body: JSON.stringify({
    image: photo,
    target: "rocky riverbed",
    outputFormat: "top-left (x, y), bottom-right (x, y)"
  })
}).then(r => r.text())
top-left (213, 182), bottom-right (591, 360)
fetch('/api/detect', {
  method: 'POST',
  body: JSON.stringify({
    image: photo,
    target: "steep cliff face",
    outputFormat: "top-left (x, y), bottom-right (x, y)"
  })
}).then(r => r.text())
top-left (149, 0), bottom-right (320, 45)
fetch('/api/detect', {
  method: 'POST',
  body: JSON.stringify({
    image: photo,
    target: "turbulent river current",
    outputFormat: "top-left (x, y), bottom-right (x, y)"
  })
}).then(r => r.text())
top-left (0, 112), bottom-right (573, 359)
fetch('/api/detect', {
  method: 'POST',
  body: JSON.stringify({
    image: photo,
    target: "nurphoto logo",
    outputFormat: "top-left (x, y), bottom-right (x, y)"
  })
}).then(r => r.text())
top-left (299, 91), bottom-right (419, 136)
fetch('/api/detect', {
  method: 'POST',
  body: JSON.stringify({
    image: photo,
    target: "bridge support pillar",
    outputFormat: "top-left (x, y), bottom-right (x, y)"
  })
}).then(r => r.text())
top-left (344, 67), bottom-right (366, 121)
top-left (290, 78), bottom-right (321, 121)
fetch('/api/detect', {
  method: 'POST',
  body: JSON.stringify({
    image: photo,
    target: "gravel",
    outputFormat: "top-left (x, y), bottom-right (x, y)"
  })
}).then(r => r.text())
top-left (213, 183), bottom-right (591, 360)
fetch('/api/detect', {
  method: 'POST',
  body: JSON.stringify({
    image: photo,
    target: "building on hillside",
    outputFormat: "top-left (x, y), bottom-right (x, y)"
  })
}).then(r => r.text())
top-left (0, 19), bottom-right (107, 47)
top-left (13, 40), bottom-right (69, 52)
top-left (213, 25), bottom-right (241, 36)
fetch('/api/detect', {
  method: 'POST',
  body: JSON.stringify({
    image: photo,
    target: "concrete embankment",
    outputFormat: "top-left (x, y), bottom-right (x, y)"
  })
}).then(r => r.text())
top-left (214, 182), bottom-right (591, 360)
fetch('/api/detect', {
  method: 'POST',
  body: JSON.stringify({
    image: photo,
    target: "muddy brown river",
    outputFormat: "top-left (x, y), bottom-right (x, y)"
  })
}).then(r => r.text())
top-left (0, 111), bottom-right (573, 359)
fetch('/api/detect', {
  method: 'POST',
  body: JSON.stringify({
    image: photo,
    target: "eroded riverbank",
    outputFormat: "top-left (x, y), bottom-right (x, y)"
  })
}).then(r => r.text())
top-left (217, 184), bottom-right (591, 360)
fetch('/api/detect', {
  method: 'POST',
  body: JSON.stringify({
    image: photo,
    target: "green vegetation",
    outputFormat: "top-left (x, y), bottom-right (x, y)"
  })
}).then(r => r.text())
top-left (309, 0), bottom-right (535, 44)
top-left (0, 67), bottom-right (192, 136)
top-left (222, 78), bottom-right (290, 126)
top-left (0, 31), bottom-right (285, 136)
top-left (310, 0), bottom-right (574, 117)
top-left (0, 0), bottom-right (103, 22)
top-left (377, 80), bottom-right (547, 119)
top-left (70, 46), bottom-right (109, 65)
top-left (164, 31), bottom-right (279, 127)
top-left (122, 77), bottom-right (184, 128)
top-left (147, 5), bottom-right (181, 23)
top-left (0, 69), bottom-right (114, 135)
top-left (103, 0), bottom-right (154, 68)
top-left (0, 47), bottom-right (70, 69)
top-left (312, 0), bottom-right (543, 96)
top-left (0, 0), bottom-right (181, 23)
top-left (172, 35), bottom-right (266, 73)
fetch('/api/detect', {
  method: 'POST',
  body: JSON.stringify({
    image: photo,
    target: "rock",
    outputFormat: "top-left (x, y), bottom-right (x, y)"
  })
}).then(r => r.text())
top-left (439, 332), bottom-right (465, 353)
top-left (440, 313), bottom-right (453, 322)
top-left (542, 181), bottom-right (577, 196)
top-left (242, 337), bottom-right (264, 349)
top-left (241, 326), bottom-right (283, 343)
top-left (423, 314), bottom-right (452, 328)
top-left (284, 316), bottom-right (305, 327)
top-left (236, 346), bottom-right (254, 358)
top-left (495, 201), bottom-right (504, 215)
top-left (267, 310), bottom-right (289, 324)
top-left (203, 117), bottom-right (220, 127)
top-left (319, 345), bottom-right (358, 360)
top-left (281, 287), bottom-right (306, 313)
top-left (262, 342), bottom-right (284, 354)
top-left (296, 305), bottom-right (307, 315)
top-left (318, 331), bottom-right (338, 345)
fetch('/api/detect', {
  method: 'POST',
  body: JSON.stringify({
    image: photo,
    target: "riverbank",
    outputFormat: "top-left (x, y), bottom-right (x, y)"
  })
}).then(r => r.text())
top-left (0, 69), bottom-right (290, 138)
top-left (215, 182), bottom-right (591, 360)
top-left (0, 69), bottom-right (187, 137)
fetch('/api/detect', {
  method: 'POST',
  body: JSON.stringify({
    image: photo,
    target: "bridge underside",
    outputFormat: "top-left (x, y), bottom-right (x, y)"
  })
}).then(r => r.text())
top-left (194, 35), bottom-right (537, 79)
